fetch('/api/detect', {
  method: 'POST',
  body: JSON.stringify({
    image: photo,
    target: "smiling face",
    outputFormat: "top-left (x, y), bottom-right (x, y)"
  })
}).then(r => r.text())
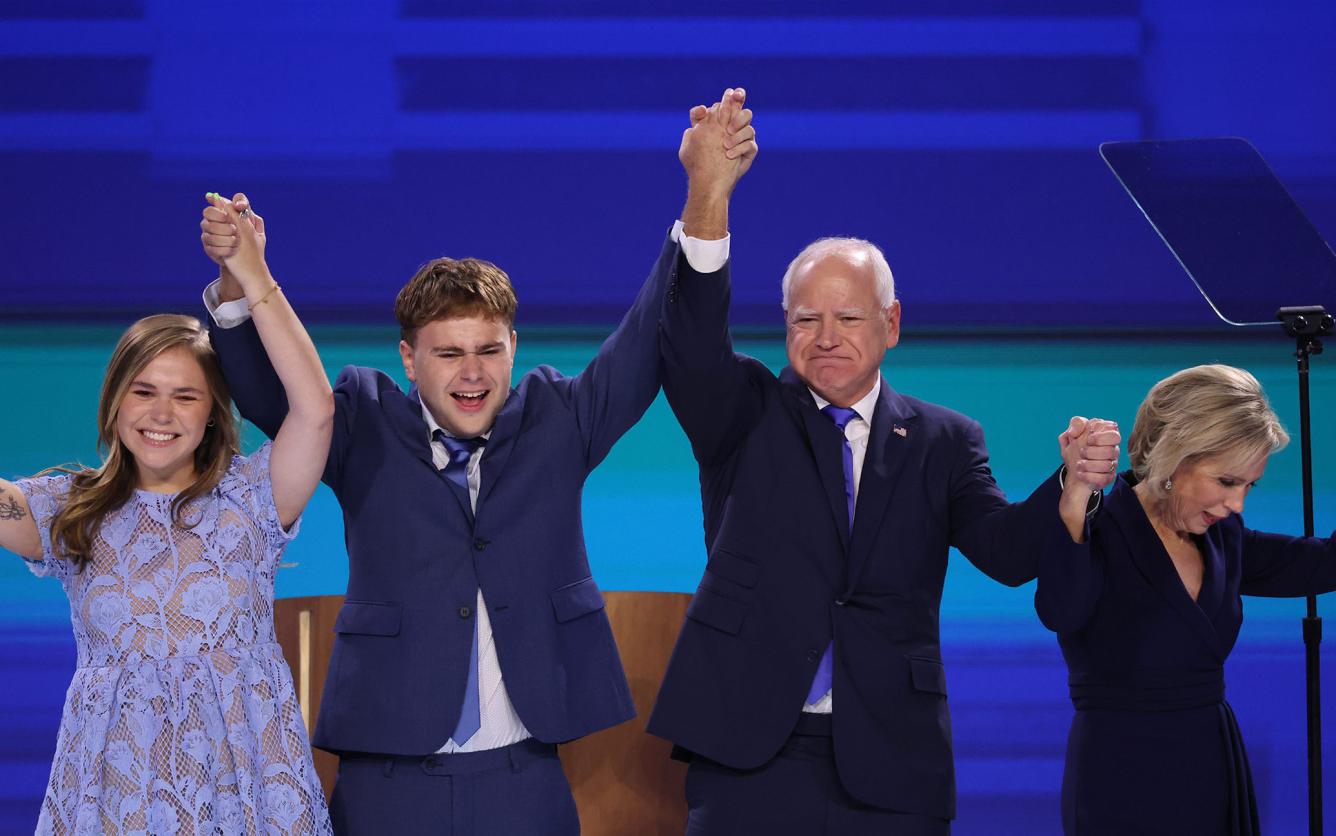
top-left (114, 346), bottom-right (215, 492)
top-left (401, 314), bottom-right (517, 438)
top-left (785, 251), bottom-right (900, 407)
top-left (1160, 452), bottom-right (1269, 535)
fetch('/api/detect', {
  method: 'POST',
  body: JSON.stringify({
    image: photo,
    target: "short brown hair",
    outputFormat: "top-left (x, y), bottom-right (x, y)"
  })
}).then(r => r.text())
top-left (395, 257), bottom-right (518, 344)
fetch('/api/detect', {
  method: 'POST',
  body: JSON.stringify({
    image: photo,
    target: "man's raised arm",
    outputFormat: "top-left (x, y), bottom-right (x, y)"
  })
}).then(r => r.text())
top-left (661, 88), bottom-right (763, 467)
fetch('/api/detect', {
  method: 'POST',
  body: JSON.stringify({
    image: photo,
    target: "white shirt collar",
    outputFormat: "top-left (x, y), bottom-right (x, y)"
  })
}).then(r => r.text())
top-left (809, 377), bottom-right (881, 426)
top-left (419, 397), bottom-right (491, 442)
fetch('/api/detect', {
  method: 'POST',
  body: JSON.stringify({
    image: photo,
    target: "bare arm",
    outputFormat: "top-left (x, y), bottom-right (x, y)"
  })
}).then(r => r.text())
top-left (0, 478), bottom-right (42, 559)
top-left (201, 193), bottom-right (333, 528)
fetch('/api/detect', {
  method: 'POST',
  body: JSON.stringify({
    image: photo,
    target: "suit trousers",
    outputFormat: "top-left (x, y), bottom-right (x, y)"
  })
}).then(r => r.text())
top-left (329, 738), bottom-right (579, 836)
top-left (683, 715), bottom-right (950, 836)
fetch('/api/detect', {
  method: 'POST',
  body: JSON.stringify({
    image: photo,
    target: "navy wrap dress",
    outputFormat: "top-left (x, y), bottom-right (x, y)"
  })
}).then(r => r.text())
top-left (1035, 472), bottom-right (1336, 834)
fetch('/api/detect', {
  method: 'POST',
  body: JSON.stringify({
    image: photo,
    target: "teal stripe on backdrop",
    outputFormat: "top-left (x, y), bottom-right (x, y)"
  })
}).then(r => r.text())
top-left (3, 325), bottom-right (1335, 640)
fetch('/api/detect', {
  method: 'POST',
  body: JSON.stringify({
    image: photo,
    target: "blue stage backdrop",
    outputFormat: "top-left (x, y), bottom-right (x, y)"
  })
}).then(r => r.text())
top-left (2, 1), bottom-right (1334, 327)
top-left (3, 2), bottom-right (1336, 834)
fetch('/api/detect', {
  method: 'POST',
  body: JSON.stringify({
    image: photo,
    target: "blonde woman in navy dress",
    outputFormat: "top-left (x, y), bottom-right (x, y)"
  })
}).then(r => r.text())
top-left (0, 194), bottom-right (334, 834)
top-left (1038, 364), bottom-right (1336, 835)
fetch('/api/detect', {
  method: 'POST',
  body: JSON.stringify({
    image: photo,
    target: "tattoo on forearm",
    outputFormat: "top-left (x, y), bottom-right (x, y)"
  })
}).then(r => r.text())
top-left (0, 491), bottom-right (25, 521)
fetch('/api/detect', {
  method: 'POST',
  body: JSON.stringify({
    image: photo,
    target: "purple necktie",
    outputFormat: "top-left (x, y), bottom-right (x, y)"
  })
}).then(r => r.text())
top-left (436, 431), bottom-right (484, 745)
top-left (805, 405), bottom-right (857, 705)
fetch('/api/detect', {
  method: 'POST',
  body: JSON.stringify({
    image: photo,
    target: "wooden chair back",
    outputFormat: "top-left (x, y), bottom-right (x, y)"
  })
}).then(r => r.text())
top-left (274, 590), bottom-right (691, 834)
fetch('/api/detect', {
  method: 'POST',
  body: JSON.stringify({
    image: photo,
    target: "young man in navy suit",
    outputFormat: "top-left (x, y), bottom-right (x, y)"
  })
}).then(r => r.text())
top-left (648, 89), bottom-right (1120, 834)
top-left (195, 101), bottom-right (758, 835)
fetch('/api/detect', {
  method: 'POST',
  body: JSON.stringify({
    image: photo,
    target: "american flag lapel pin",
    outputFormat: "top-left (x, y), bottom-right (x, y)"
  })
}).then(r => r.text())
top-left (893, 424), bottom-right (908, 437)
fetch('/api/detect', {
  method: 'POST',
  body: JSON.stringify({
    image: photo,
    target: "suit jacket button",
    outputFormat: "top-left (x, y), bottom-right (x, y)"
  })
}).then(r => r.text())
top-left (807, 649), bottom-right (820, 662)
top-left (474, 538), bottom-right (489, 551)
top-left (424, 756), bottom-right (439, 769)
top-left (459, 606), bottom-right (472, 619)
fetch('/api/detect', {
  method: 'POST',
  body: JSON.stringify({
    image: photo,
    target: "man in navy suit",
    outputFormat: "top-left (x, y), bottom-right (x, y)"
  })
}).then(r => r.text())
top-left (195, 101), bottom-right (759, 835)
top-left (648, 89), bottom-right (1119, 834)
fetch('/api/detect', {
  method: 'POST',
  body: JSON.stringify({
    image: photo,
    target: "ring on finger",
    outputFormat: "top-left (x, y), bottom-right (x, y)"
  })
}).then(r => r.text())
top-left (238, 208), bottom-right (254, 219)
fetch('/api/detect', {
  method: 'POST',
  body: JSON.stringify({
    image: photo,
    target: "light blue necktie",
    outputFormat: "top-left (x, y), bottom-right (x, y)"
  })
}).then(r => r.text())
top-left (436, 431), bottom-right (484, 745)
top-left (805, 405), bottom-right (857, 705)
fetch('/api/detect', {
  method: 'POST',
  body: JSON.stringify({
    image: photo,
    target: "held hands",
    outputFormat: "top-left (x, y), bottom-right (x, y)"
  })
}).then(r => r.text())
top-left (200, 192), bottom-right (270, 296)
top-left (679, 87), bottom-right (757, 198)
top-left (1060, 417), bottom-right (1121, 493)
top-left (1056, 417), bottom-right (1120, 543)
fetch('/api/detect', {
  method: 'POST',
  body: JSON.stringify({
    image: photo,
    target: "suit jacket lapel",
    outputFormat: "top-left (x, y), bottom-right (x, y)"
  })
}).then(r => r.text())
top-left (844, 381), bottom-right (916, 597)
top-left (780, 368), bottom-right (851, 551)
top-left (1105, 478), bottom-right (1224, 659)
top-left (396, 385), bottom-right (474, 523)
top-left (476, 388), bottom-right (523, 513)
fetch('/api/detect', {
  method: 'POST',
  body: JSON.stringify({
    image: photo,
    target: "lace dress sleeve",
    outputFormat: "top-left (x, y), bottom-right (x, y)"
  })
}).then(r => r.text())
top-left (218, 441), bottom-right (301, 558)
top-left (11, 472), bottom-right (76, 583)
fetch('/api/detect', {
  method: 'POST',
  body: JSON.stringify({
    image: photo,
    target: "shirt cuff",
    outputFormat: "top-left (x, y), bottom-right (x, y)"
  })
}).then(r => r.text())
top-left (203, 279), bottom-right (252, 329)
top-left (670, 219), bottom-right (730, 274)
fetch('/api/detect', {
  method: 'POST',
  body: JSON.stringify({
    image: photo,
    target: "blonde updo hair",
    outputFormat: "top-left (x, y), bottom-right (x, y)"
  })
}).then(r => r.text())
top-left (1127, 364), bottom-right (1288, 503)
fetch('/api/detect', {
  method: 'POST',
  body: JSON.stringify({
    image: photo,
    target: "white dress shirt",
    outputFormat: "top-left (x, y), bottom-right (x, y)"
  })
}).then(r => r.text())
top-left (672, 219), bottom-right (729, 271)
top-left (420, 408), bottom-right (534, 753)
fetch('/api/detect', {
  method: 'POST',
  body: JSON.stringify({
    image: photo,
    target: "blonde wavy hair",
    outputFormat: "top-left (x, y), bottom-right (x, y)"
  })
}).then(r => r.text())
top-left (1127, 364), bottom-right (1288, 504)
top-left (46, 314), bottom-right (240, 570)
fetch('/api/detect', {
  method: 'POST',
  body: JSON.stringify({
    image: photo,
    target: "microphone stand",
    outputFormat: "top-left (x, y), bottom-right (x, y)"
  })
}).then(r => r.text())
top-left (1278, 304), bottom-right (1333, 836)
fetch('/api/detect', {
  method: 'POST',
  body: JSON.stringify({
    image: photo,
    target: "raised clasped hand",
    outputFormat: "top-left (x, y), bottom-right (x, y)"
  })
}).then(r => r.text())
top-left (200, 192), bottom-right (269, 288)
top-left (1059, 416), bottom-right (1122, 493)
top-left (678, 87), bottom-right (758, 196)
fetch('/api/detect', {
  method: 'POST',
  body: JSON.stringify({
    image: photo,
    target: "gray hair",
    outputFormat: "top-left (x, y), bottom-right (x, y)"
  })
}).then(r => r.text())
top-left (1128, 364), bottom-right (1289, 502)
top-left (780, 237), bottom-right (896, 311)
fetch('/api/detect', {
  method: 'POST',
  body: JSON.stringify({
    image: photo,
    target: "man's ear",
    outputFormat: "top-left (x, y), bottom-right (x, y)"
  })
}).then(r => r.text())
top-left (399, 339), bottom-right (417, 383)
top-left (885, 301), bottom-right (902, 349)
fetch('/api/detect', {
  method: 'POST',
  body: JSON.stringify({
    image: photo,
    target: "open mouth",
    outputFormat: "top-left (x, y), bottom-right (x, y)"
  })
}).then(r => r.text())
top-left (451, 391), bottom-right (489, 411)
top-left (139, 429), bottom-right (179, 446)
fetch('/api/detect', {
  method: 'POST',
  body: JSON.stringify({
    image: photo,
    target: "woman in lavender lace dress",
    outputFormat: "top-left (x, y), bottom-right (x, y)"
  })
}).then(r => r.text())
top-left (0, 193), bottom-right (334, 835)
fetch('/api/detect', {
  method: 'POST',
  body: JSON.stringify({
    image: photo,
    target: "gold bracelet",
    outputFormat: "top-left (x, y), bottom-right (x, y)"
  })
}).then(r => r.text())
top-left (248, 283), bottom-right (282, 312)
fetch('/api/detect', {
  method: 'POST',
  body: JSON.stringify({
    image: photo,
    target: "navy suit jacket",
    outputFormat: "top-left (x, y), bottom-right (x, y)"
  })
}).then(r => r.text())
top-left (646, 252), bottom-right (1077, 819)
top-left (209, 236), bottom-right (681, 756)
